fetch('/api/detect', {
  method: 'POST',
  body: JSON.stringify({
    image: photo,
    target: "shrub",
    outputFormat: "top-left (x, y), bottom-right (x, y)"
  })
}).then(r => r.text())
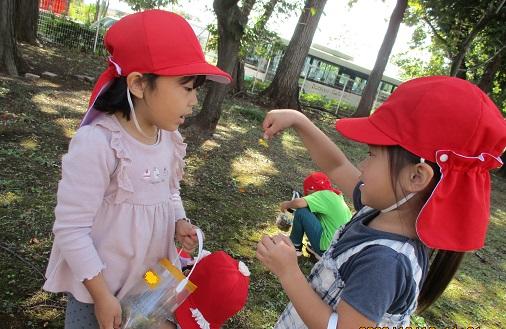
top-left (38, 11), bottom-right (106, 54)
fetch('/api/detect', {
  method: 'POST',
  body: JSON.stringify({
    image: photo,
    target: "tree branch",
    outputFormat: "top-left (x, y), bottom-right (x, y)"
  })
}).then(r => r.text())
top-left (241, 0), bottom-right (257, 19)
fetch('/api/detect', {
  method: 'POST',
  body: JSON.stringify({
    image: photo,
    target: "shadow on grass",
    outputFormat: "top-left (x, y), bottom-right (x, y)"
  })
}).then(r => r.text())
top-left (0, 74), bottom-right (86, 328)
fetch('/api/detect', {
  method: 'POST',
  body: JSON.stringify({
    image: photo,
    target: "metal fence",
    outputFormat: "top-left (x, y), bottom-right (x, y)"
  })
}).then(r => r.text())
top-left (37, 10), bottom-right (106, 55)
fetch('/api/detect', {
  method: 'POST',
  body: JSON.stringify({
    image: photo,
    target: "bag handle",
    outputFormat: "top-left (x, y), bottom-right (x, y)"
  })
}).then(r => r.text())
top-left (175, 229), bottom-right (204, 293)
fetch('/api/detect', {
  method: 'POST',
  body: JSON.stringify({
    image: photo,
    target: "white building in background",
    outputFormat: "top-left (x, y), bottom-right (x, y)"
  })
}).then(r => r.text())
top-left (244, 39), bottom-right (403, 108)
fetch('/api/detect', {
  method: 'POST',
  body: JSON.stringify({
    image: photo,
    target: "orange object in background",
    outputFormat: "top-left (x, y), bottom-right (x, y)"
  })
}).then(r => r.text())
top-left (40, 0), bottom-right (69, 15)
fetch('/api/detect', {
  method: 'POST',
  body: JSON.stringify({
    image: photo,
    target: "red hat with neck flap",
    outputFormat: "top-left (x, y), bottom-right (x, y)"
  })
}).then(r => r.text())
top-left (335, 76), bottom-right (506, 251)
top-left (81, 9), bottom-right (231, 126)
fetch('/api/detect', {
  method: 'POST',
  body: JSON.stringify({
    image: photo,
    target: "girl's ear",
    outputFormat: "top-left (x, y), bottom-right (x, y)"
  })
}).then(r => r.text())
top-left (126, 72), bottom-right (144, 99)
top-left (405, 163), bottom-right (434, 193)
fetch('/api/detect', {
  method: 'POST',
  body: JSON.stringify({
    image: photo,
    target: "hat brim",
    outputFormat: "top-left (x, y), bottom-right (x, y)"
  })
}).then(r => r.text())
top-left (153, 61), bottom-right (232, 84)
top-left (175, 296), bottom-right (219, 329)
top-left (335, 117), bottom-right (397, 146)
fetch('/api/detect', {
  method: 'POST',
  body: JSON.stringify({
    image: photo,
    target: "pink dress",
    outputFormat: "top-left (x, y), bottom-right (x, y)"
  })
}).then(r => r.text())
top-left (43, 114), bottom-right (186, 303)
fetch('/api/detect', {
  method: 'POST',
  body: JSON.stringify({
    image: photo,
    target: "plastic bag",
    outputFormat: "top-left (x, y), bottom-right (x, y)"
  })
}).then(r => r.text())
top-left (276, 212), bottom-right (293, 232)
top-left (121, 230), bottom-right (205, 329)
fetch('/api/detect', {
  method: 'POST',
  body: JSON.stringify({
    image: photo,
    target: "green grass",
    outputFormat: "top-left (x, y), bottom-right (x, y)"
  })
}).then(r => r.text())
top-left (1, 44), bottom-right (505, 329)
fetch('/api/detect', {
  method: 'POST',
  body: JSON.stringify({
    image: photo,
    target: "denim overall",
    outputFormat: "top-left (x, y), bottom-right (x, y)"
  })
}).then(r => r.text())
top-left (275, 206), bottom-right (423, 328)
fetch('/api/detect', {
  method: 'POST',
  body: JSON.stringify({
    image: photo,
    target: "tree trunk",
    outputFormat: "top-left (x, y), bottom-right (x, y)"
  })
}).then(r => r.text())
top-left (230, 59), bottom-right (245, 94)
top-left (15, 0), bottom-right (39, 44)
top-left (188, 0), bottom-right (255, 133)
top-left (94, 0), bottom-right (100, 22)
top-left (353, 0), bottom-right (408, 118)
top-left (478, 49), bottom-right (504, 94)
top-left (261, 0), bottom-right (328, 109)
top-left (260, 0), bottom-right (325, 109)
top-left (0, 0), bottom-right (20, 76)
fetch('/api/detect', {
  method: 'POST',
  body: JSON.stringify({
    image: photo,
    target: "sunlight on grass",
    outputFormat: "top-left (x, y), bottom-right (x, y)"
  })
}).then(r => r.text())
top-left (215, 122), bottom-right (248, 138)
top-left (231, 148), bottom-right (278, 187)
top-left (20, 138), bottom-right (39, 150)
top-left (281, 132), bottom-right (306, 155)
top-left (23, 290), bottom-right (52, 306)
top-left (0, 191), bottom-right (22, 207)
top-left (200, 139), bottom-right (220, 152)
top-left (0, 85), bottom-right (9, 97)
top-left (32, 92), bottom-right (87, 115)
top-left (55, 118), bottom-right (78, 138)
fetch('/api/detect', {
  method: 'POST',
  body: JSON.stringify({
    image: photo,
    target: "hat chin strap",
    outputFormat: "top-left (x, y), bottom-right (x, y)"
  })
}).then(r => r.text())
top-left (175, 229), bottom-right (204, 294)
top-left (380, 157), bottom-right (425, 213)
top-left (381, 192), bottom-right (416, 213)
top-left (126, 88), bottom-right (160, 140)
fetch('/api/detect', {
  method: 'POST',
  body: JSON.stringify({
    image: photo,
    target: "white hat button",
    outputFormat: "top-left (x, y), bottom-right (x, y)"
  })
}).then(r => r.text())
top-left (439, 154), bottom-right (449, 162)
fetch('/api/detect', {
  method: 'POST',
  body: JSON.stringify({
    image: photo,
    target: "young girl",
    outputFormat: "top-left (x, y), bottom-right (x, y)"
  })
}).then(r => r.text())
top-left (43, 10), bottom-right (231, 329)
top-left (256, 76), bottom-right (506, 329)
top-left (280, 172), bottom-right (351, 258)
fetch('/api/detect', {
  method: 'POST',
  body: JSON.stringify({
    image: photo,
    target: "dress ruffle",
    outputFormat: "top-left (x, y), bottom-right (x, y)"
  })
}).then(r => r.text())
top-left (95, 116), bottom-right (134, 204)
top-left (170, 130), bottom-right (187, 192)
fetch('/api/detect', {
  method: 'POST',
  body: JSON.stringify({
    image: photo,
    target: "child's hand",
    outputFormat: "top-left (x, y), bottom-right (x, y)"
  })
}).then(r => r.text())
top-left (280, 200), bottom-right (291, 212)
top-left (93, 292), bottom-right (122, 329)
top-left (256, 234), bottom-right (298, 279)
top-left (175, 219), bottom-right (199, 253)
top-left (262, 109), bottom-right (304, 140)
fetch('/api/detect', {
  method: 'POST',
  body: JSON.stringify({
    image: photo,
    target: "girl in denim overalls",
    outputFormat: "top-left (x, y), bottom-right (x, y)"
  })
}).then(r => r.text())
top-left (256, 76), bottom-right (506, 329)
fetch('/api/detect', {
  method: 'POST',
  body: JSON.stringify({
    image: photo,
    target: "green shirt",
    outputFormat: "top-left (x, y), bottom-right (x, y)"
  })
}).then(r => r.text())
top-left (303, 190), bottom-right (352, 251)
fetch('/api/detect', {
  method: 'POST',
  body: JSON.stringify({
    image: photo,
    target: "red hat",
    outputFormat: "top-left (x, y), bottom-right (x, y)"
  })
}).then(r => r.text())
top-left (335, 76), bottom-right (506, 251)
top-left (303, 172), bottom-right (342, 196)
top-left (175, 251), bottom-right (250, 329)
top-left (81, 10), bottom-right (231, 126)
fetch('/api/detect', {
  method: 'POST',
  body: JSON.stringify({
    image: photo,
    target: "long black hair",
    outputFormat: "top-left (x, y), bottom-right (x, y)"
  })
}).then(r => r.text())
top-left (385, 145), bottom-right (466, 313)
top-left (93, 74), bottom-right (206, 120)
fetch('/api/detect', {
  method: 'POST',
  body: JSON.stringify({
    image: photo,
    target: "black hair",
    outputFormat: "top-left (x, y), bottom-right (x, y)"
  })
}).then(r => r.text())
top-left (385, 145), bottom-right (466, 313)
top-left (93, 74), bottom-right (206, 120)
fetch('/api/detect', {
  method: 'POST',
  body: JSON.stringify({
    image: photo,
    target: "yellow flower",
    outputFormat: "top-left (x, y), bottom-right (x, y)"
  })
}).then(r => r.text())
top-left (258, 138), bottom-right (269, 148)
top-left (144, 270), bottom-right (159, 287)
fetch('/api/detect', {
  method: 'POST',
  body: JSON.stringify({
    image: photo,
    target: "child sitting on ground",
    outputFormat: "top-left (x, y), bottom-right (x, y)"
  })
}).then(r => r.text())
top-left (279, 172), bottom-right (352, 258)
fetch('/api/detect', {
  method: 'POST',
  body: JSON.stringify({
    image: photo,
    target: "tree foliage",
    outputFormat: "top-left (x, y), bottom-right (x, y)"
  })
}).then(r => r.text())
top-left (394, 0), bottom-right (506, 112)
top-left (122, 0), bottom-right (176, 11)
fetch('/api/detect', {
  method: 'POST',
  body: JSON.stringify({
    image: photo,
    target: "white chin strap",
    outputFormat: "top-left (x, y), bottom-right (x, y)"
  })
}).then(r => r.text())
top-left (126, 88), bottom-right (159, 139)
top-left (381, 192), bottom-right (416, 213)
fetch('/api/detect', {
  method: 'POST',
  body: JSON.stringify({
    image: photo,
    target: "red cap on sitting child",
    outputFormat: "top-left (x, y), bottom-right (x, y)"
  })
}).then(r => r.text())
top-left (335, 76), bottom-right (506, 251)
top-left (175, 251), bottom-right (250, 329)
top-left (303, 172), bottom-right (342, 196)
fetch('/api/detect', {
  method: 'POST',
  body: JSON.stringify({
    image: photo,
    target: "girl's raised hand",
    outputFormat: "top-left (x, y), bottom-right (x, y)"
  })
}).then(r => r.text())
top-left (175, 219), bottom-right (199, 253)
top-left (262, 109), bottom-right (304, 140)
top-left (256, 234), bottom-right (298, 279)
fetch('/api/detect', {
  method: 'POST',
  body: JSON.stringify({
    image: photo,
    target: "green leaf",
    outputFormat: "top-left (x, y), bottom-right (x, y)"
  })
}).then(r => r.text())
top-left (310, 7), bottom-right (317, 16)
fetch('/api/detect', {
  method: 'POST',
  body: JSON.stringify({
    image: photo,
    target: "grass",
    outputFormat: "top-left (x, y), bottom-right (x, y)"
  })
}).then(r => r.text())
top-left (1, 44), bottom-right (505, 329)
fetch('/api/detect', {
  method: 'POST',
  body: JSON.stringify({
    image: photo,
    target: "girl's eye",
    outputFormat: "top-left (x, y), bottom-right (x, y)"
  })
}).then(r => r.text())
top-left (184, 87), bottom-right (193, 92)
top-left (367, 151), bottom-right (373, 157)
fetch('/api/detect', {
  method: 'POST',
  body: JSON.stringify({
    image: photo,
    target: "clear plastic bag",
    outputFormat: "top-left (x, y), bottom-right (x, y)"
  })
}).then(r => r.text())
top-left (121, 230), bottom-right (204, 329)
top-left (276, 212), bottom-right (293, 231)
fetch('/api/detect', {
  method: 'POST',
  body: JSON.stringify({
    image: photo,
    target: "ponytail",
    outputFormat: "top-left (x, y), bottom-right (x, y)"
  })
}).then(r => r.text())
top-left (416, 250), bottom-right (465, 312)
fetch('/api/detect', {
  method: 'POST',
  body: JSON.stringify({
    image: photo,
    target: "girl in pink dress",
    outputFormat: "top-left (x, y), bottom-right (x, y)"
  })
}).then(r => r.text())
top-left (43, 10), bottom-right (231, 329)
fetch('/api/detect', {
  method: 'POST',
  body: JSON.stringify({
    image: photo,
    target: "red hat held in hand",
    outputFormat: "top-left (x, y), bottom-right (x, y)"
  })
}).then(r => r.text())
top-left (335, 76), bottom-right (506, 251)
top-left (175, 251), bottom-right (250, 329)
